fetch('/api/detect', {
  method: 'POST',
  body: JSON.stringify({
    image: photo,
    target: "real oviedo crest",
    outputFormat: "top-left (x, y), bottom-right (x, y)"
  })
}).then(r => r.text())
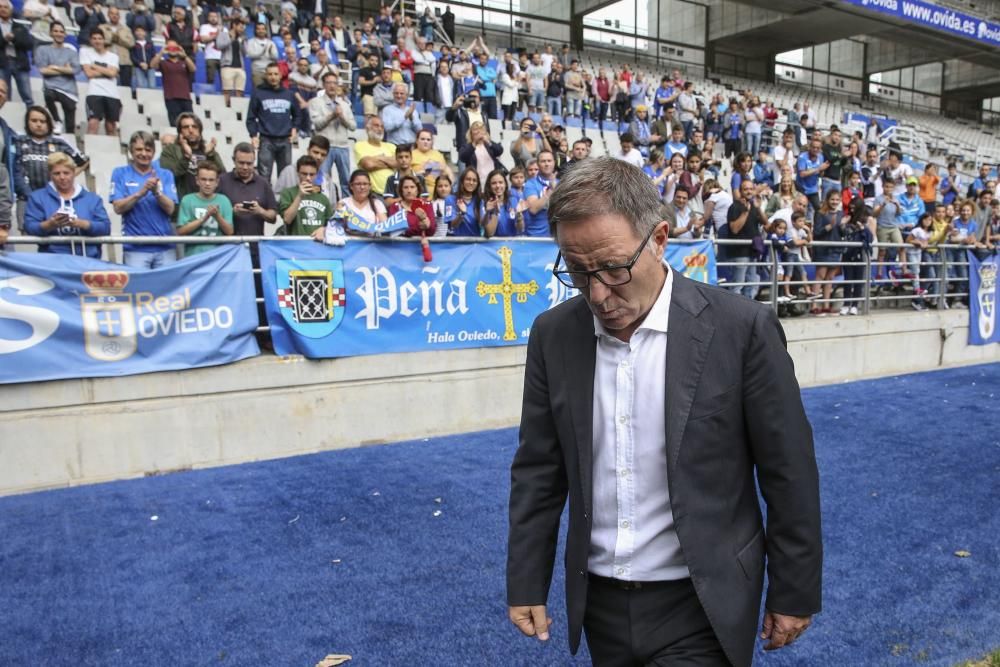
top-left (275, 259), bottom-right (346, 338)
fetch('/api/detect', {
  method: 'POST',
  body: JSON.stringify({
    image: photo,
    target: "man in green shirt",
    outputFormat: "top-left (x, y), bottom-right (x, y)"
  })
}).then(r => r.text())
top-left (159, 112), bottom-right (227, 200)
top-left (176, 161), bottom-right (234, 256)
top-left (278, 155), bottom-right (331, 236)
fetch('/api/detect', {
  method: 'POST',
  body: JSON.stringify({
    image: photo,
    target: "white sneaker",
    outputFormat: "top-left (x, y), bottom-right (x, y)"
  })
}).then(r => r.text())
top-left (839, 306), bottom-right (850, 316)
top-left (53, 121), bottom-right (64, 135)
top-left (849, 306), bottom-right (859, 316)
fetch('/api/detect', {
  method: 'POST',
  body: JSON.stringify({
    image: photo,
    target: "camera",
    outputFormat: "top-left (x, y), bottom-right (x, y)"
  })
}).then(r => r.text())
top-left (463, 97), bottom-right (477, 108)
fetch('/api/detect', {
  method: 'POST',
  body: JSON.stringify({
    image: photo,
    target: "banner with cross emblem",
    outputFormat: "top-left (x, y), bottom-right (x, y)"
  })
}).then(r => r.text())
top-left (260, 240), bottom-right (717, 359)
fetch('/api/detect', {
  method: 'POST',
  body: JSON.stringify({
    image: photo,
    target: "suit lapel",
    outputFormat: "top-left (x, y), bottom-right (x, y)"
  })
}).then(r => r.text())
top-left (563, 301), bottom-right (596, 515)
top-left (665, 271), bottom-right (714, 472)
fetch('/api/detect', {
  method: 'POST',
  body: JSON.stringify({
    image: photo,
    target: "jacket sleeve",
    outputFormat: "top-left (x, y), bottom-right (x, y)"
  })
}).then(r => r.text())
top-left (0, 163), bottom-right (11, 227)
top-left (246, 96), bottom-right (261, 137)
top-left (23, 191), bottom-right (47, 235)
top-left (742, 306), bottom-right (822, 617)
top-left (507, 313), bottom-right (568, 606)
top-left (85, 194), bottom-right (112, 236)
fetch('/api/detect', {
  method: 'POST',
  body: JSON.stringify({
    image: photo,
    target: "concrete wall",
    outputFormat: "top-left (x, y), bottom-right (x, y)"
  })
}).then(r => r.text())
top-left (1, 310), bottom-right (997, 496)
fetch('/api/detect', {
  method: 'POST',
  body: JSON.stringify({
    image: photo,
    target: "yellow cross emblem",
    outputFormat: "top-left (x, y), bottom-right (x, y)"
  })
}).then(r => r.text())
top-left (476, 246), bottom-right (539, 341)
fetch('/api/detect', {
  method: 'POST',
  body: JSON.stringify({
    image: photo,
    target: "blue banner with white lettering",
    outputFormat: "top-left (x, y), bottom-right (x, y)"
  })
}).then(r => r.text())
top-left (260, 239), bottom-right (717, 358)
top-left (0, 245), bottom-right (260, 383)
top-left (841, 0), bottom-right (1000, 48)
top-left (968, 250), bottom-right (1000, 346)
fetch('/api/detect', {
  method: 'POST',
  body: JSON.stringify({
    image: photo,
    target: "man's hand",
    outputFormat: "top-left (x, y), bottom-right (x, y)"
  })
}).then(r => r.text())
top-left (508, 605), bottom-right (552, 641)
top-left (143, 176), bottom-right (160, 194)
top-left (251, 136), bottom-right (260, 150)
top-left (760, 611), bottom-right (811, 651)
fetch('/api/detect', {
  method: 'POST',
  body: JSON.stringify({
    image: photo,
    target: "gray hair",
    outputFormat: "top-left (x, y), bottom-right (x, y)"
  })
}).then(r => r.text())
top-left (128, 130), bottom-right (156, 151)
top-left (548, 156), bottom-right (663, 239)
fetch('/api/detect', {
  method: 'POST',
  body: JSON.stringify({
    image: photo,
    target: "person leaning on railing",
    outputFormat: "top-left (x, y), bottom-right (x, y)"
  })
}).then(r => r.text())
top-left (24, 152), bottom-right (110, 259)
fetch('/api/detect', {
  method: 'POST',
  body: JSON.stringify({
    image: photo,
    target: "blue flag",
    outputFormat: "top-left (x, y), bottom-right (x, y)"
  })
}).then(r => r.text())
top-left (260, 239), bottom-right (717, 359)
top-left (665, 240), bottom-right (717, 285)
top-left (0, 245), bottom-right (260, 383)
top-left (968, 250), bottom-right (1000, 345)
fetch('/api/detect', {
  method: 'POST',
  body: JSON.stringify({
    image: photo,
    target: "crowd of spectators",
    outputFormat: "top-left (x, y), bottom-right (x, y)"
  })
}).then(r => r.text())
top-left (1, 0), bottom-right (999, 317)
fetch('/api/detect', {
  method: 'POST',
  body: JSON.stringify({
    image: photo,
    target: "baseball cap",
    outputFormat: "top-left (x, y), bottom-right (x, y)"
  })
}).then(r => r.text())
top-left (906, 176), bottom-right (919, 185)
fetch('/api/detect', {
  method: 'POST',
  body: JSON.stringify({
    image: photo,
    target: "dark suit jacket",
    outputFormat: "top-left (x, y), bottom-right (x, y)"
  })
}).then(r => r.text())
top-left (507, 270), bottom-right (822, 667)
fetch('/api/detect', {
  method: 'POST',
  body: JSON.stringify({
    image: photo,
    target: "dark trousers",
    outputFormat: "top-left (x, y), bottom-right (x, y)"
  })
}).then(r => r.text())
top-left (413, 72), bottom-right (435, 108)
top-left (43, 87), bottom-right (76, 133)
top-left (1, 67), bottom-right (34, 105)
top-left (584, 575), bottom-right (728, 667)
top-left (482, 95), bottom-right (498, 120)
top-left (165, 98), bottom-right (194, 126)
top-left (843, 258), bottom-right (865, 302)
top-left (118, 64), bottom-right (133, 88)
top-left (257, 135), bottom-right (292, 182)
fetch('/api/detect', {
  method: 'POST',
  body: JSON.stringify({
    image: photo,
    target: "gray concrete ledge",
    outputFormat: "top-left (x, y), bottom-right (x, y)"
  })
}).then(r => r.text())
top-left (1, 309), bottom-right (997, 496)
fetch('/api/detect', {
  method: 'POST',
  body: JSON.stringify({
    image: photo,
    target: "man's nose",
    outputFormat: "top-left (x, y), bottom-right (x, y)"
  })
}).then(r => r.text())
top-left (587, 279), bottom-right (612, 304)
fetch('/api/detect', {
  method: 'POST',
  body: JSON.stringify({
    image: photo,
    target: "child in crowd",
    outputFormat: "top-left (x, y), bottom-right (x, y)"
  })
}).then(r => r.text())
top-left (508, 166), bottom-right (526, 201)
top-left (383, 143), bottom-right (427, 206)
top-left (430, 174), bottom-right (456, 237)
top-left (841, 170), bottom-right (862, 213)
top-left (175, 161), bottom-right (234, 256)
top-left (768, 217), bottom-right (795, 302)
top-left (679, 151), bottom-right (703, 214)
top-left (905, 212), bottom-right (933, 309)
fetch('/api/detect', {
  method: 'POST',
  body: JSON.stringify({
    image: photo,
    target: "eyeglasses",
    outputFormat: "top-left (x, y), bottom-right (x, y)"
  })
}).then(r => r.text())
top-left (552, 224), bottom-right (658, 289)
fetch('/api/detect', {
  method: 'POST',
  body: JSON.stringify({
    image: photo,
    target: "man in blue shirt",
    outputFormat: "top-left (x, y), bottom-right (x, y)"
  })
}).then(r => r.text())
top-left (795, 137), bottom-right (828, 222)
top-left (895, 177), bottom-right (925, 233)
top-left (110, 130), bottom-right (179, 268)
top-left (475, 51), bottom-right (497, 121)
top-left (522, 150), bottom-right (558, 237)
top-left (381, 82), bottom-right (422, 145)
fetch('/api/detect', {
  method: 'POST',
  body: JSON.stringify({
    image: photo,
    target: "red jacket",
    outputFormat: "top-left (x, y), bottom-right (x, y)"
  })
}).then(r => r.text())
top-left (389, 198), bottom-right (437, 237)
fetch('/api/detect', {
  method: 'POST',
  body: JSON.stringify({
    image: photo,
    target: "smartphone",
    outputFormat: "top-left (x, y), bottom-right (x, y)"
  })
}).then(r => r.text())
top-left (241, 201), bottom-right (254, 209)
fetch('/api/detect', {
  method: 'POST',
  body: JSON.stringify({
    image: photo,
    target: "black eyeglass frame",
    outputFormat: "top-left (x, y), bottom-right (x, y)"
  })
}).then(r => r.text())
top-left (552, 223), bottom-right (660, 289)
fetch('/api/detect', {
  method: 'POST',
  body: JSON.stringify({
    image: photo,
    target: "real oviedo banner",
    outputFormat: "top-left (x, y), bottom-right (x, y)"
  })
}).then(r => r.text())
top-left (260, 239), bottom-right (717, 359)
top-left (0, 245), bottom-right (260, 383)
top-left (968, 250), bottom-right (1000, 346)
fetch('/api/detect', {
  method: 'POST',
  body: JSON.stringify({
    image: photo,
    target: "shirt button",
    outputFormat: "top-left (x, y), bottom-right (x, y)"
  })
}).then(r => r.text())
top-left (621, 520), bottom-right (630, 529)
top-left (619, 469), bottom-right (628, 477)
top-left (616, 567), bottom-right (625, 576)
top-left (619, 415), bottom-right (628, 424)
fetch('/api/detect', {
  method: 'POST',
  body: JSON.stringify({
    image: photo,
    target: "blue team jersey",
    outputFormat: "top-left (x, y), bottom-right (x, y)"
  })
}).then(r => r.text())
top-left (796, 152), bottom-right (823, 195)
top-left (481, 198), bottom-right (521, 237)
top-left (452, 197), bottom-right (481, 237)
top-left (109, 163), bottom-right (178, 252)
top-left (523, 175), bottom-right (556, 237)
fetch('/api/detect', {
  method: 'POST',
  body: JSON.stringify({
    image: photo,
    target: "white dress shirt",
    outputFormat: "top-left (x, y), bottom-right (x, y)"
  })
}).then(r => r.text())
top-left (588, 268), bottom-right (690, 581)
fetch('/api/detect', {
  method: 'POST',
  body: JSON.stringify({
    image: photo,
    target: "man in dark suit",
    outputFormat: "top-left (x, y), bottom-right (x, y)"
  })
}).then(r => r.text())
top-left (507, 156), bottom-right (822, 666)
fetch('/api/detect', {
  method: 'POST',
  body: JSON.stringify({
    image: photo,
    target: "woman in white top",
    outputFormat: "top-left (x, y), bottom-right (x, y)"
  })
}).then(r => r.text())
top-left (743, 97), bottom-right (764, 158)
top-left (498, 62), bottom-right (520, 131)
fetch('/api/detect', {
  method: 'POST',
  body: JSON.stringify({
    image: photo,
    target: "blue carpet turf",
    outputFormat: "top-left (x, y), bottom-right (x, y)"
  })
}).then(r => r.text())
top-left (1, 363), bottom-right (999, 666)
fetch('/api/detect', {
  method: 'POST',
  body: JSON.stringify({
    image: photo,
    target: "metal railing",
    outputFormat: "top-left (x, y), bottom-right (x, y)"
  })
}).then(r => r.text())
top-left (3, 235), bottom-right (982, 324)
